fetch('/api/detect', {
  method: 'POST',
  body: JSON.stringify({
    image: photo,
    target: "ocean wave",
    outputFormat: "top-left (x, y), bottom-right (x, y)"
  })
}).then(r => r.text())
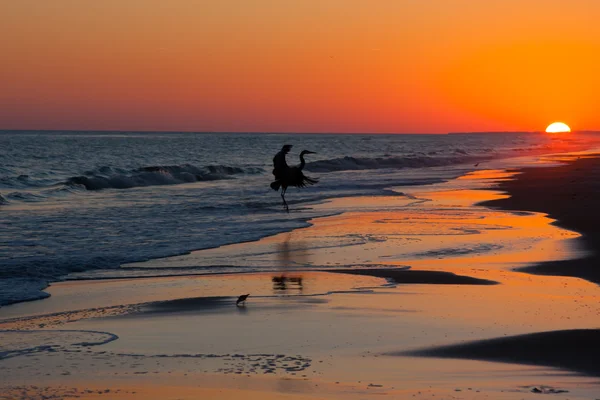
top-left (305, 155), bottom-right (485, 173)
top-left (5, 191), bottom-right (47, 202)
top-left (0, 193), bottom-right (7, 205)
top-left (0, 174), bottom-right (55, 189)
top-left (67, 164), bottom-right (264, 190)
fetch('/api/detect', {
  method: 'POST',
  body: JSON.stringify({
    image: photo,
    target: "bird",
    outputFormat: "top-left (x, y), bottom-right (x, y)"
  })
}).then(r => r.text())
top-left (270, 147), bottom-right (318, 212)
top-left (236, 294), bottom-right (250, 306)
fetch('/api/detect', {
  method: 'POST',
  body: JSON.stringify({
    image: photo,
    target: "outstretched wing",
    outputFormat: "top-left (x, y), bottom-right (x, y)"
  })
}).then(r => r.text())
top-left (287, 167), bottom-right (318, 188)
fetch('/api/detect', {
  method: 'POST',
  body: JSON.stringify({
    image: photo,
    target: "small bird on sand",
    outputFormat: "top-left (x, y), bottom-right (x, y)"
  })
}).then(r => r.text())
top-left (236, 294), bottom-right (250, 306)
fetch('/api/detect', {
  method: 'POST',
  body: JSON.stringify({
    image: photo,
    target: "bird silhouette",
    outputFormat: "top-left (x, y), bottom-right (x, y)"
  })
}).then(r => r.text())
top-left (236, 294), bottom-right (250, 306)
top-left (272, 145), bottom-right (293, 181)
top-left (270, 146), bottom-right (318, 212)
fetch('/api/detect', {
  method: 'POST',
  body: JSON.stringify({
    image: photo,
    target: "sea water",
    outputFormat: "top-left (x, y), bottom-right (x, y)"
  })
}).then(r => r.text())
top-left (1, 131), bottom-right (596, 306)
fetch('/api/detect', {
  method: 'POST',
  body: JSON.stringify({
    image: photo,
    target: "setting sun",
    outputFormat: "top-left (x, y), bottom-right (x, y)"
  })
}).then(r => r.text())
top-left (546, 122), bottom-right (571, 133)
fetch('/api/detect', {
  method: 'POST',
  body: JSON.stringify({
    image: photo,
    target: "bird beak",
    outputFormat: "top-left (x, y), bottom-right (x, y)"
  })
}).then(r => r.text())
top-left (306, 151), bottom-right (316, 154)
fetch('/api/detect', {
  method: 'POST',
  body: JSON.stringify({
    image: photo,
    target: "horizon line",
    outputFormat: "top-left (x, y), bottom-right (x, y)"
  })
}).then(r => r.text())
top-left (2, 128), bottom-right (594, 135)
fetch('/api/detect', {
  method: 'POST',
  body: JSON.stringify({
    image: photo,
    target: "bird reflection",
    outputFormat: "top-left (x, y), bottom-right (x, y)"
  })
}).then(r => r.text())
top-left (277, 232), bottom-right (310, 267)
top-left (272, 275), bottom-right (303, 292)
top-left (272, 232), bottom-right (307, 293)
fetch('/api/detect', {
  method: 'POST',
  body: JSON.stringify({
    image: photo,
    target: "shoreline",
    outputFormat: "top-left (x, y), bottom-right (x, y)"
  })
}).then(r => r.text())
top-left (2, 149), bottom-right (592, 309)
top-left (406, 154), bottom-right (600, 378)
top-left (481, 154), bottom-right (600, 284)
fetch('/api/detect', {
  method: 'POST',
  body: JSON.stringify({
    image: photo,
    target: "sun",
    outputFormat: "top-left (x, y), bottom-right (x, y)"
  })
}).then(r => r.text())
top-left (546, 122), bottom-right (571, 133)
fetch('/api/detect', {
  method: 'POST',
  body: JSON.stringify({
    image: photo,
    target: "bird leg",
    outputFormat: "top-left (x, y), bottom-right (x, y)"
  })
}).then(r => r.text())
top-left (281, 189), bottom-right (289, 213)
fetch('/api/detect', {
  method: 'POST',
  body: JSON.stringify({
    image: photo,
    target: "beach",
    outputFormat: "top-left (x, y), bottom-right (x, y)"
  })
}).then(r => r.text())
top-left (2, 151), bottom-right (600, 399)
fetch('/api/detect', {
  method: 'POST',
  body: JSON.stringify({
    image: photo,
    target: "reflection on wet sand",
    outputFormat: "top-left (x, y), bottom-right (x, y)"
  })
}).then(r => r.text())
top-left (273, 232), bottom-right (306, 292)
top-left (276, 231), bottom-right (311, 268)
top-left (272, 275), bottom-right (304, 292)
top-left (135, 181), bottom-right (580, 275)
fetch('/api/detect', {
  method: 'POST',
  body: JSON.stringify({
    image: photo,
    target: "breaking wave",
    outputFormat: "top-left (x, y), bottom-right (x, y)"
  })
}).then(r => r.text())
top-left (306, 155), bottom-right (486, 173)
top-left (0, 174), bottom-right (55, 189)
top-left (5, 191), bottom-right (47, 202)
top-left (66, 164), bottom-right (264, 190)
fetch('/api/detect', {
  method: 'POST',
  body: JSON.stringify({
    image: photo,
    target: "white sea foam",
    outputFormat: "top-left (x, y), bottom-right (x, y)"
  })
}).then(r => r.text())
top-left (67, 164), bottom-right (264, 190)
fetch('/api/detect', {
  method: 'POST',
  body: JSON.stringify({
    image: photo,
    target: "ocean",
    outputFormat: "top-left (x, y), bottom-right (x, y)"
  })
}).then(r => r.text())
top-left (1, 131), bottom-right (596, 306)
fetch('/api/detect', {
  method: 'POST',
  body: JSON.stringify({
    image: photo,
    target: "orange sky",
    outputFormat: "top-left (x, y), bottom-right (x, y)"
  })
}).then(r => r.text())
top-left (1, 0), bottom-right (599, 133)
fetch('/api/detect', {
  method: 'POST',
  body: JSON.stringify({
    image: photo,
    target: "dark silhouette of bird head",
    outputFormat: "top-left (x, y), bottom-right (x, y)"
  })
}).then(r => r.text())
top-left (300, 150), bottom-right (316, 156)
top-left (281, 145), bottom-right (293, 153)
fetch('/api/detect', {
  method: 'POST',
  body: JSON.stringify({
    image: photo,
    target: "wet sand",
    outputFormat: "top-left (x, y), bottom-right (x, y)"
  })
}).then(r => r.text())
top-left (408, 155), bottom-right (600, 382)
top-left (2, 160), bottom-right (600, 399)
top-left (482, 154), bottom-right (600, 284)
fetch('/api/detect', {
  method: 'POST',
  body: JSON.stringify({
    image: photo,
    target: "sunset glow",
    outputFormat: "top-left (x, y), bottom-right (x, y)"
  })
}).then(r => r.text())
top-left (546, 122), bottom-right (571, 133)
top-left (1, 1), bottom-right (599, 133)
